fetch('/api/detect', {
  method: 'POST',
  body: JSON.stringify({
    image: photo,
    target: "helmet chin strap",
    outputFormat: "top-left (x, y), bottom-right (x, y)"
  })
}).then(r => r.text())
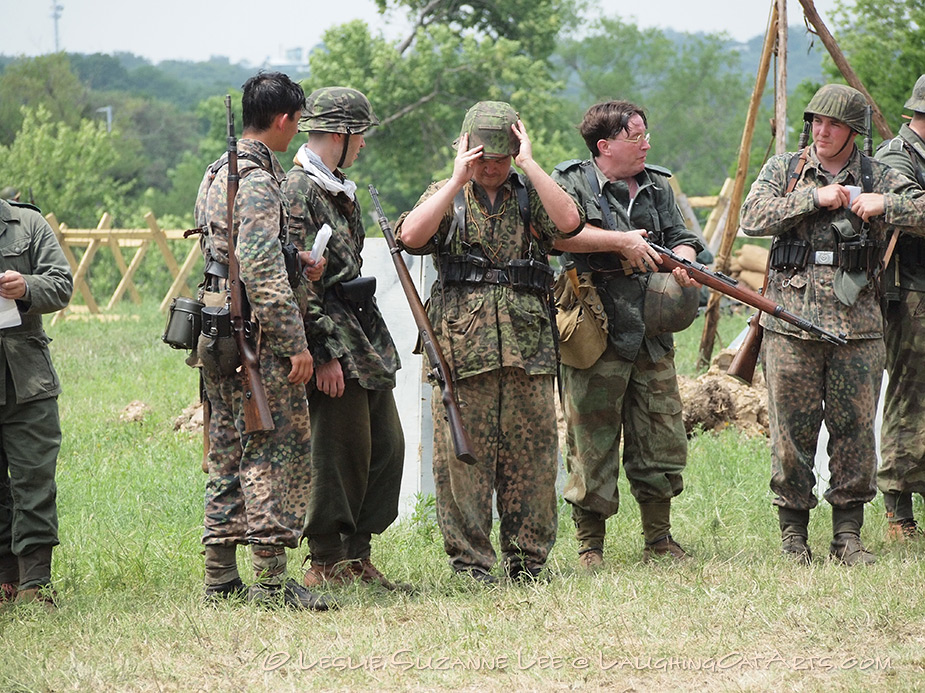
top-left (834, 130), bottom-right (857, 158)
top-left (337, 131), bottom-right (352, 170)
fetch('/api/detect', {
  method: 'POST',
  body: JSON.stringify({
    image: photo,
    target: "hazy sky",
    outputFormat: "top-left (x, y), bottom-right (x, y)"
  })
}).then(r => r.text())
top-left (1, 0), bottom-right (840, 65)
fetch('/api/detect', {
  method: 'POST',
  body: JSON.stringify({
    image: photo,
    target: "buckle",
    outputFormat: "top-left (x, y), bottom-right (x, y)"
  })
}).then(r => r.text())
top-left (814, 251), bottom-right (835, 266)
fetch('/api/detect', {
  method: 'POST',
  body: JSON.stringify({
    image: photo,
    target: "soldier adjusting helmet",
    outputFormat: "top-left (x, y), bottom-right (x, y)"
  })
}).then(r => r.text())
top-left (803, 84), bottom-right (869, 136)
top-left (458, 101), bottom-right (520, 158)
top-left (904, 74), bottom-right (925, 114)
top-left (299, 87), bottom-right (379, 134)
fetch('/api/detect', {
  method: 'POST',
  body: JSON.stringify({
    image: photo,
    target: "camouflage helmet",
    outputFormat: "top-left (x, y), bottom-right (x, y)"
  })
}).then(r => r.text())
top-left (904, 74), bottom-right (925, 113)
top-left (458, 101), bottom-right (520, 157)
top-left (803, 84), bottom-right (869, 136)
top-left (299, 87), bottom-right (379, 134)
top-left (643, 272), bottom-right (700, 338)
top-left (0, 186), bottom-right (18, 201)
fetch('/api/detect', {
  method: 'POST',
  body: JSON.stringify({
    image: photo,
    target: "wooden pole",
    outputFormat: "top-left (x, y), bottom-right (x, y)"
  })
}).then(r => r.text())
top-left (775, 0), bottom-right (788, 154)
top-left (797, 0), bottom-right (893, 140)
top-left (697, 0), bottom-right (778, 369)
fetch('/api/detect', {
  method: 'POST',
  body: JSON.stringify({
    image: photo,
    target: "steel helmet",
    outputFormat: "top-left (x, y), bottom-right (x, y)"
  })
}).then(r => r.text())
top-left (904, 74), bottom-right (925, 113)
top-left (299, 87), bottom-right (379, 134)
top-left (803, 84), bottom-right (869, 136)
top-left (643, 272), bottom-right (700, 337)
top-left (458, 101), bottom-right (520, 157)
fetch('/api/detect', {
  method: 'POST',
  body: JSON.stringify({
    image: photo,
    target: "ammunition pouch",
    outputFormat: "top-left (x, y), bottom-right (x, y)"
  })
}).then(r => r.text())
top-left (897, 235), bottom-right (925, 268)
top-left (281, 240), bottom-right (302, 288)
top-left (440, 253), bottom-right (553, 295)
top-left (331, 276), bottom-right (377, 337)
top-left (162, 297), bottom-right (203, 350)
top-left (198, 305), bottom-right (240, 378)
top-left (836, 238), bottom-right (882, 274)
top-left (769, 239), bottom-right (811, 271)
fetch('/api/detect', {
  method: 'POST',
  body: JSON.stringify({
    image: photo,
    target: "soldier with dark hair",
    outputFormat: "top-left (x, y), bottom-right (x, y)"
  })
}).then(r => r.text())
top-left (0, 197), bottom-right (72, 609)
top-left (741, 84), bottom-right (925, 566)
top-left (195, 71), bottom-right (330, 610)
top-left (396, 101), bottom-right (583, 583)
top-left (875, 74), bottom-right (925, 540)
top-left (551, 100), bottom-right (703, 570)
top-left (283, 87), bottom-right (408, 591)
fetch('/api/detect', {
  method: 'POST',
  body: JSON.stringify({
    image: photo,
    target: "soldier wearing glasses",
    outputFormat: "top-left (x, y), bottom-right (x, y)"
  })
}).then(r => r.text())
top-left (552, 100), bottom-right (703, 570)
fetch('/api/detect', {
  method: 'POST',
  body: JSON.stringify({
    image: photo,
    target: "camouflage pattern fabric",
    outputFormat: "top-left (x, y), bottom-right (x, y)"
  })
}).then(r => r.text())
top-left (803, 84), bottom-right (870, 136)
top-left (282, 157), bottom-right (404, 562)
top-left (905, 75), bottom-right (925, 112)
top-left (876, 123), bottom-right (925, 495)
top-left (762, 330), bottom-right (882, 510)
top-left (551, 158), bottom-right (704, 363)
top-left (740, 145), bottom-right (925, 340)
top-left (282, 166), bottom-right (399, 390)
top-left (431, 367), bottom-right (558, 573)
top-left (0, 200), bottom-right (72, 567)
top-left (458, 101), bottom-right (520, 157)
top-left (195, 138), bottom-right (312, 550)
top-left (395, 171), bottom-right (579, 380)
top-left (299, 87), bottom-right (379, 134)
top-left (560, 343), bottom-right (686, 519)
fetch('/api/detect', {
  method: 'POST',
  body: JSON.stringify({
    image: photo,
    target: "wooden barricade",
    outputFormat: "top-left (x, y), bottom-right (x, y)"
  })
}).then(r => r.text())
top-left (47, 211), bottom-right (199, 323)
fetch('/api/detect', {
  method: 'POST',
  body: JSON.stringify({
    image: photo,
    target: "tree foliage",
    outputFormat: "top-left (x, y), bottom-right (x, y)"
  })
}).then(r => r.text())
top-left (0, 54), bottom-right (87, 144)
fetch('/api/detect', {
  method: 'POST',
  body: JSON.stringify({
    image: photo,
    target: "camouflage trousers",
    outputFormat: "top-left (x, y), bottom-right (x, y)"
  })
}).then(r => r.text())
top-left (763, 330), bottom-right (882, 510)
top-left (201, 349), bottom-right (312, 549)
top-left (879, 290), bottom-right (925, 495)
top-left (303, 379), bottom-right (404, 564)
top-left (432, 367), bottom-right (558, 574)
top-left (561, 343), bottom-right (686, 521)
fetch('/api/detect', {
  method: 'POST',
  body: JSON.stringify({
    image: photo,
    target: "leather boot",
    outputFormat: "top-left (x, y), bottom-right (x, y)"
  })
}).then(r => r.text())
top-left (639, 501), bottom-right (690, 562)
top-left (203, 545), bottom-right (245, 602)
top-left (16, 546), bottom-right (56, 610)
top-left (830, 505), bottom-right (876, 565)
top-left (778, 507), bottom-right (812, 565)
top-left (883, 491), bottom-right (921, 541)
top-left (572, 505), bottom-right (606, 569)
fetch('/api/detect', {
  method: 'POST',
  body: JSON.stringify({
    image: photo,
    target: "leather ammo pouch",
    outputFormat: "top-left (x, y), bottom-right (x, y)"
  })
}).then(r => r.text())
top-left (197, 305), bottom-right (240, 377)
top-left (281, 240), bottom-right (302, 288)
top-left (769, 239), bottom-right (811, 271)
top-left (837, 238), bottom-right (882, 273)
top-left (335, 276), bottom-right (377, 336)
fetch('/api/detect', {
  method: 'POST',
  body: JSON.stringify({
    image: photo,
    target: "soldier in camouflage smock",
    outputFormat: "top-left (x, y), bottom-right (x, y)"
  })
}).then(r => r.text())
top-left (551, 100), bottom-right (703, 570)
top-left (741, 84), bottom-right (925, 566)
top-left (195, 73), bottom-right (329, 610)
top-left (396, 101), bottom-right (584, 583)
top-left (282, 87), bottom-right (407, 591)
top-left (0, 198), bottom-right (72, 609)
top-left (875, 74), bottom-right (925, 540)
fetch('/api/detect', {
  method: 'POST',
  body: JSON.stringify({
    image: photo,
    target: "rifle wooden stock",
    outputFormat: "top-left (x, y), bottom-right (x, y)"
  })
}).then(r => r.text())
top-left (368, 185), bottom-right (477, 465)
top-left (650, 242), bottom-right (847, 347)
top-left (726, 316), bottom-right (763, 384)
top-left (225, 95), bottom-right (274, 435)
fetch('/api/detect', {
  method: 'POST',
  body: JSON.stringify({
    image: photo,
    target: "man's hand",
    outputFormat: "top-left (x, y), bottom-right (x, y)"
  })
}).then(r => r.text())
top-left (450, 133), bottom-right (483, 187)
top-left (668, 245), bottom-right (701, 289)
top-left (815, 184), bottom-right (851, 210)
top-left (512, 119), bottom-right (533, 169)
top-left (0, 271), bottom-right (26, 300)
top-left (315, 358), bottom-right (345, 398)
top-left (288, 349), bottom-right (314, 384)
top-left (851, 192), bottom-right (886, 221)
top-left (618, 229), bottom-right (662, 273)
top-left (298, 252), bottom-right (326, 282)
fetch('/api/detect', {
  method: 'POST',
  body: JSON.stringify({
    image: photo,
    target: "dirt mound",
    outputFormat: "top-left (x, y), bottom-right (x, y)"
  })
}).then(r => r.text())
top-left (678, 348), bottom-right (768, 437)
top-left (174, 401), bottom-right (204, 433)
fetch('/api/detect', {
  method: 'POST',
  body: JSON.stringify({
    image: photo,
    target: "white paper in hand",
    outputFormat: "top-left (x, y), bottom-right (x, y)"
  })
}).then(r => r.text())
top-left (310, 224), bottom-right (332, 263)
top-left (0, 296), bottom-right (22, 329)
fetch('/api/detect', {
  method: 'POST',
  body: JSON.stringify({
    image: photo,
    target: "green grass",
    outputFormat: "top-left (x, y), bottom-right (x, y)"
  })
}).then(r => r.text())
top-left (1, 301), bottom-right (923, 692)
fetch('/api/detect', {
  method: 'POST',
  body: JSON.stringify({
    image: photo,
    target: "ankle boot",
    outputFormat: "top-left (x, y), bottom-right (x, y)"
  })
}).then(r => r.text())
top-left (572, 505), bottom-right (606, 568)
top-left (778, 507), bottom-right (812, 565)
top-left (640, 501), bottom-right (690, 562)
top-left (18, 545), bottom-right (53, 590)
top-left (830, 505), bottom-right (876, 565)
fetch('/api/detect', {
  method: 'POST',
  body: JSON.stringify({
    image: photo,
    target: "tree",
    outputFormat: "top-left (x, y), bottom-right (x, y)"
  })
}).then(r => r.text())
top-left (0, 105), bottom-right (131, 227)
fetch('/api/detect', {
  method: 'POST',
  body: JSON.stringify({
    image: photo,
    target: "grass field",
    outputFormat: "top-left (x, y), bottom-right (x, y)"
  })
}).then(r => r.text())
top-left (1, 302), bottom-right (923, 692)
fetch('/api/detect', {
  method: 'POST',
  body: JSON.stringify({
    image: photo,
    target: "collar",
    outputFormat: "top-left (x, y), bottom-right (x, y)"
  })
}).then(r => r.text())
top-left (295, 143), bottom-right (357, 200)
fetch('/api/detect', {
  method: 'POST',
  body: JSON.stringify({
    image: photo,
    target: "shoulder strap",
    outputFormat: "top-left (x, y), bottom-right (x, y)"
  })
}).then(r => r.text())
top-left (859, 153), bottom-right (874, 194)
top-left (785, 147), bottom-right (810, 194)
top-left (899, 139), bottom-right (925, 188)
top-left (580, 160), bottom-right (616, 230)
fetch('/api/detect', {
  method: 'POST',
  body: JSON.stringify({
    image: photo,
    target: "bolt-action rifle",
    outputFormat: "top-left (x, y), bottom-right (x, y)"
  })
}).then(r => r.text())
top-left (368, 185), bottom-right (477, 465)
top-left (651, 240), bottom-right (846, 345)
top-left (225, 95), bottom-right (274, 434)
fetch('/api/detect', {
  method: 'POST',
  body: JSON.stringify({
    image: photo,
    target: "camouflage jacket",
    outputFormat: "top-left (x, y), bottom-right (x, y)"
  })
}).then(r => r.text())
top-left (740, 144), bottom-right (925, 340)
top-left (875, 123), bottom-right (925, 293)
top-left (394, 171), bottom-right (583, 380)
top-left (282, 163), bottom-right (399, 390)
top-left (194, 138), bottom-right (308, 358)
top-left (552, 159), bottom-right (704, 362)
top-left (0, 200), bottom-right (73, 404)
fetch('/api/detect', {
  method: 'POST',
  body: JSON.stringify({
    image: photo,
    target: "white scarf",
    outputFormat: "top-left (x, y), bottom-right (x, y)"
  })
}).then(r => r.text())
top-left (295, 143), bottom-right (357, 201)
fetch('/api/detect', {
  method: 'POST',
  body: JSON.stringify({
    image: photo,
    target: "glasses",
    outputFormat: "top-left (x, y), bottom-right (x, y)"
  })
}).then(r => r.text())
top-left (615, 132), bottom-right (650, 145)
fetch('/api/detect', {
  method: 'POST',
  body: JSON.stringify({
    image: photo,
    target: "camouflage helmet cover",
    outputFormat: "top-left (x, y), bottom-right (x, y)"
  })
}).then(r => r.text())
top-left (642, 272), bottom-right (700, 338)
top-left (458, 101), bottom-right (520, 157)
top-left (299, 87), bottom-right (379, 134)
top-left (904, 74), bottom-right (925, 113)
top-left (803, 84), bottom-right (869, 136)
